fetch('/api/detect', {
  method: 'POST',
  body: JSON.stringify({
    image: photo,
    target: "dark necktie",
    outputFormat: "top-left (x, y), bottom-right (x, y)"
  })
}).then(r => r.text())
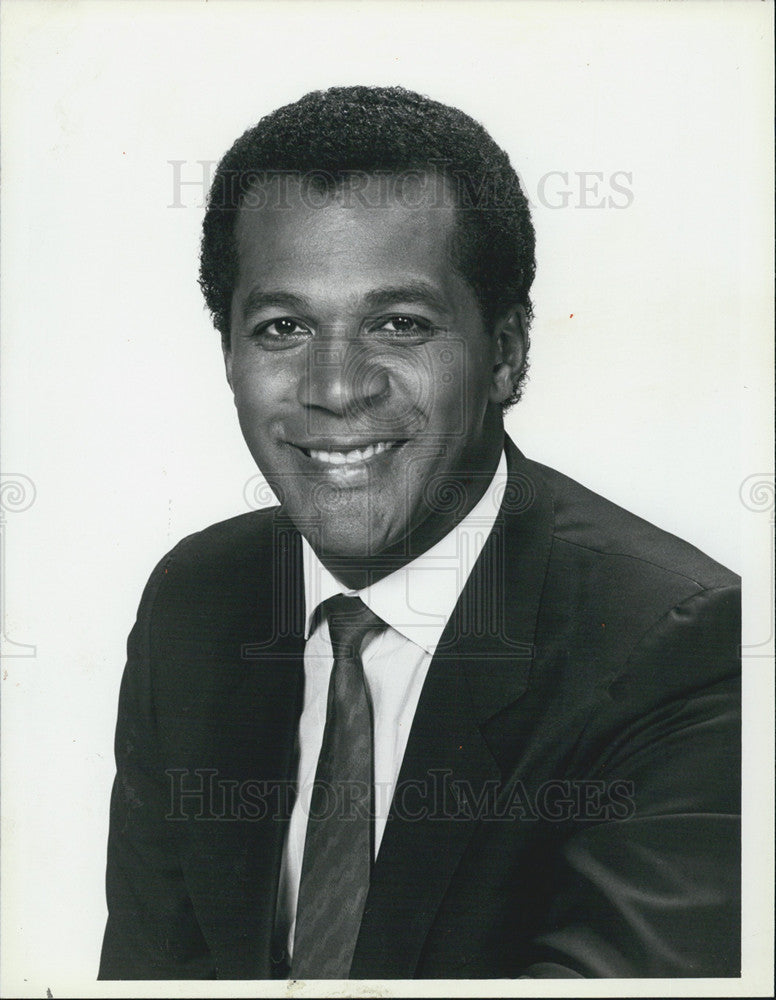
top-left (290, 594), bottom-right (386, 979)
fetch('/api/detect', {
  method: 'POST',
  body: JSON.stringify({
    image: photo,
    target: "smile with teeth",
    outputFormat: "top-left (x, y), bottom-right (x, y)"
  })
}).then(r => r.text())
top-left (303, 441), bottom-right (402, 465)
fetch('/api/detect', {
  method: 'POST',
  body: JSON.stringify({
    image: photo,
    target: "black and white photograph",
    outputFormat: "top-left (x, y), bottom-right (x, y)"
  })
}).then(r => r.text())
top-left (1, 1), bottom-right (773, 996)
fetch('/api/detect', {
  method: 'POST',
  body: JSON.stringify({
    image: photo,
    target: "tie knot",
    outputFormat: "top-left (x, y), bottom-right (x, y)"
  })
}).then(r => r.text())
top-left (321, 594), bottom-right (386, 661)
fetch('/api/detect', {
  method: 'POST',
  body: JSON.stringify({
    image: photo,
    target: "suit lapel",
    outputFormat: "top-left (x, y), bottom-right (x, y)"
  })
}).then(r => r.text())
top-left (351, 439), bottom-right (554, 978)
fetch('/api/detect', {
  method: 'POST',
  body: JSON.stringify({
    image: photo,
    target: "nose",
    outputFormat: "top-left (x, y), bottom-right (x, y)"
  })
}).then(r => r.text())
top-left (297, 332), bottom-right (390, 416)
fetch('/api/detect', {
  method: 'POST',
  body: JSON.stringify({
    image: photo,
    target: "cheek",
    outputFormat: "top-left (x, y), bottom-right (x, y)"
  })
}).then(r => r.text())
top-left (422, 340), bottom-right (492, 430)
top-left (231, 356), bottom-right (295, 411)
top-left (230, 372), bottom-right (282, 452)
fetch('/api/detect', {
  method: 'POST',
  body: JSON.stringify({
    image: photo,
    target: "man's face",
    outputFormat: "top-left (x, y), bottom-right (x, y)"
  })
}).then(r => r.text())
top-left (225, 174), bottom-right (515, 575)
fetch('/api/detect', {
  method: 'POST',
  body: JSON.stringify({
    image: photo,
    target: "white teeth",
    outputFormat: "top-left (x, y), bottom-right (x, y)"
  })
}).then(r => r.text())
top-left (307, 441), bottom-right (395, 465)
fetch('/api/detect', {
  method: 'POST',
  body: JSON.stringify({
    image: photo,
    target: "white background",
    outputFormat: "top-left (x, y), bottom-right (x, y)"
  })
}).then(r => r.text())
top-left (1, 1), bottom-right (773, 997)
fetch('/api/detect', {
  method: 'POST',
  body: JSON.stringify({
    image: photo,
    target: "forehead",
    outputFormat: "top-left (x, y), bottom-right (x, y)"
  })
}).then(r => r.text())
top-left (232, 172), bottom-right (462, 301)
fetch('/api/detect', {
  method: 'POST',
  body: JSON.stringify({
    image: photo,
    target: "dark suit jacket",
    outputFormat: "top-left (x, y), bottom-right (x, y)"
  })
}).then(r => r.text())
top-left (99, 439), bottom-right (741, 979)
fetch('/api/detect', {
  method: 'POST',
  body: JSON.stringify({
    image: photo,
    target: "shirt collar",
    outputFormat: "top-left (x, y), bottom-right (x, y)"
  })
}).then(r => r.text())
top-left (301, 449), bottom-right (508, 656)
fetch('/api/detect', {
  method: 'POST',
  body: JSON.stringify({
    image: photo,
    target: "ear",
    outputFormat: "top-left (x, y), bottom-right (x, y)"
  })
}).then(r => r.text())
top-left (489, 306), bottom-right (527, 405)
top-left (221, 334), bottom-right (234, 392)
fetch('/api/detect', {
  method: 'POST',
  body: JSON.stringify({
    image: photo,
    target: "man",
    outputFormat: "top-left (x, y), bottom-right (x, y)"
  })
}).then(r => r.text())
top-left (99, 85), bottom-right (740, 980)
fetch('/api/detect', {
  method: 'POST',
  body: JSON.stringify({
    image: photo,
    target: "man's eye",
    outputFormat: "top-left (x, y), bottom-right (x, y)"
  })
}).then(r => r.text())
top-left (253, 318), bottom-right (311, 341)
top-left (373, 315), bottom-right (434, 338)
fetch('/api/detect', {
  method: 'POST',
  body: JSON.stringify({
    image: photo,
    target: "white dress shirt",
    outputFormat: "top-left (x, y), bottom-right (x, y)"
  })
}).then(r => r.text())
top-left (273, 450), bottom-right (508, 960)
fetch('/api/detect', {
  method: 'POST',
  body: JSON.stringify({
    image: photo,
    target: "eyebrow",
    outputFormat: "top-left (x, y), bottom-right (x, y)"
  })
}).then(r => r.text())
top-left (240, 281), bottom-right (452, 322)
top-left (361, 282), bottom-right (451, 316)
top-left (241, 289), bottom-right (311, 321)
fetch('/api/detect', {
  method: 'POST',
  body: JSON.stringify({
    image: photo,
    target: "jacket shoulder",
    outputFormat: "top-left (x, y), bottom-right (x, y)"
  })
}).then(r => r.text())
top-left (527, 459), bottom-right (738, 591)
top-left (132, 507), bottom-right (285, 630)
top-left (153, 506), bottom-right (281, 578)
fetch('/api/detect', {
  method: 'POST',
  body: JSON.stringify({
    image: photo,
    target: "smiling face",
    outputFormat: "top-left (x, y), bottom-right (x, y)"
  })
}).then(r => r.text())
top-left (225, 173), bottom-right (523, 586)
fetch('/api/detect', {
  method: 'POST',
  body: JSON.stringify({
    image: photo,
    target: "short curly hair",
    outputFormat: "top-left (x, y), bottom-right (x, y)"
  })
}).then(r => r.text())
top-left (199, 85), bottom-right (536, 407)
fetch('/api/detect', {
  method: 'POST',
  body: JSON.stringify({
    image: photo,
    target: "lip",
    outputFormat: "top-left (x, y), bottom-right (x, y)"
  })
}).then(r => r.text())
top-left (287, 438), bottom-right (408, 480)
